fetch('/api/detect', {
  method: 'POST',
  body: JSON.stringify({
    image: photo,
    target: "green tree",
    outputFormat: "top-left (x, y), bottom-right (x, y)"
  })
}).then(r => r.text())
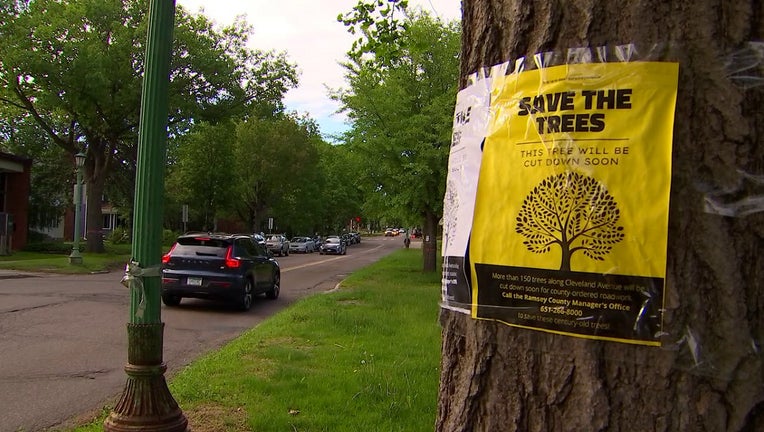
top-left (336, 4), bottom-right (460, 270)
top-left (166, 122), bottom-right (237, 230)
top-left (232, 113), bottom-right (322, 233)
top-left (313, 141), bottom-right (364, 234)
top-left (0, 0), bottom-right (297, 251)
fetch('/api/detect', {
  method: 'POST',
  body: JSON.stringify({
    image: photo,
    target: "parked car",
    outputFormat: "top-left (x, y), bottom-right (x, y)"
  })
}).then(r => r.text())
top-left (341, 233), bottom-right (354, 246)
top-left (161, 233), bottom-right (280, 311)
top-left (253, 233), bottom-right (266, 246)
top-left (319, 236), bottom-right (346, 255)
top-left (290, 236), bottom-right (316, 253)
top-left (384, 228), bottom-right (398, 237)
top-left (349, 232), bottom-right (361, 244)
top-left (266, 234), bottom-right (290, 257)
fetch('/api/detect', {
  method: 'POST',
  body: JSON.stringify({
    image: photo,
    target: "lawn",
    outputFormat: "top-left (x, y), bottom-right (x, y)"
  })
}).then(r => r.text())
top-left (0, 243), bottom-right (133, 274)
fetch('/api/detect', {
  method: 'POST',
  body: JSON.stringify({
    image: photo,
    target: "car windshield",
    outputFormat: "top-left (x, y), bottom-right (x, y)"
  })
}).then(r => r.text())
top-left (326, 238), bottom-right (340, 244)
top-left (267, 236), bottom-right (280, 241)
top-left (173, 237), bottom-right (229, 257)
top-left (292, 237), bottom-right (304, 242)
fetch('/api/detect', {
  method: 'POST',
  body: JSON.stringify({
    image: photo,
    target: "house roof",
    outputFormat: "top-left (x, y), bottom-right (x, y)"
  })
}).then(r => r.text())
top-left (0, 152), bottom-right (32, 173)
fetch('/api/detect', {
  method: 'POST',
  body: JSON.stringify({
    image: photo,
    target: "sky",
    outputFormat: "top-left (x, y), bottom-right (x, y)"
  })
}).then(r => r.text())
top-left (174, 0), bottom-right (462, 141)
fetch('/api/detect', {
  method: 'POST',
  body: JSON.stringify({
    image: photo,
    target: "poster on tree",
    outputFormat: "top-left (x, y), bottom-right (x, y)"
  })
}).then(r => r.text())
top-left (441, 73), bottom-right (493, 314)
top-left (470, 61), bottom-right (679, 346)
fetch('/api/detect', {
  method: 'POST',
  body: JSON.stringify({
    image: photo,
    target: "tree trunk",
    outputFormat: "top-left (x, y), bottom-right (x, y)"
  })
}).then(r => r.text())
top-left (423, 209), bottom-right (439, 272)
top-left (437, 1), bottom-right (763, 431)
top-left (84, 154), bottom-right (107, 253)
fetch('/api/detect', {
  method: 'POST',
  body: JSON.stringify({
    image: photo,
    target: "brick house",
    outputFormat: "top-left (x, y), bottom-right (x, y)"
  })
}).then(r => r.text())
top-left (0, 152), bottom-right (32, 252)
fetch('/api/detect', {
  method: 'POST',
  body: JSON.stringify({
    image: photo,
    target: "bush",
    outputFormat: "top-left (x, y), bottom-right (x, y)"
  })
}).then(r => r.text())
top-left (23, 241), bottom-right (76, 254)
top-left (106, 227), bottom-right (130, 244)
top-left (27, 230), bottom-right (53, 243)
top-left (163, 229), bottom-right (179, 246)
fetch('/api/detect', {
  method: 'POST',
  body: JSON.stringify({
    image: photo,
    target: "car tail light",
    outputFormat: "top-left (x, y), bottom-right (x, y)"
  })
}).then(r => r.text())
top-left (225, 246), bottom-right (240, 268)
top-left (162, 243), bottom-right (177, 264)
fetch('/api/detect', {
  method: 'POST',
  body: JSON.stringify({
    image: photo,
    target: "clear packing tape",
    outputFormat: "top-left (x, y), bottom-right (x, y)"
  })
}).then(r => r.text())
top-left (441, 43), bottom-right (763, 379)
top-left (702, 41), bottom-right (764, 217)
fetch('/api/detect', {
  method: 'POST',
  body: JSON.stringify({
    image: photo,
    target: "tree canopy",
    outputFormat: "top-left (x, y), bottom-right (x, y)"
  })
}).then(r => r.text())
top-left (0, 0), bottom-right (297, 250)
top-left (335, 3), bottom-right (460, 270)
top-left (232, 113), bottom-right (323, 234)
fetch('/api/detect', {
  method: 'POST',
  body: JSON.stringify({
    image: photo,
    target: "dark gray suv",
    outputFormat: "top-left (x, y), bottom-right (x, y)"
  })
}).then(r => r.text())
top-left (161, 233), bottom-right (280, 311)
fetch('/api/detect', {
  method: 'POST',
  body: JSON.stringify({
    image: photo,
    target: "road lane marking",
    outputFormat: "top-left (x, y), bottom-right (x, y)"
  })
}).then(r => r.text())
top-left (280, 243), bottom-right (385, 273)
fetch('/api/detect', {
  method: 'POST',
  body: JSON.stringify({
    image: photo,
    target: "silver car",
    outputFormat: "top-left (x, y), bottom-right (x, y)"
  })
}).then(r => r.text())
top-left (319, 236), bottom-right (346, 255)
top-left (289, 236), bottom-right (316, 253)
top-left (266, 234), bottom-right (290, 257)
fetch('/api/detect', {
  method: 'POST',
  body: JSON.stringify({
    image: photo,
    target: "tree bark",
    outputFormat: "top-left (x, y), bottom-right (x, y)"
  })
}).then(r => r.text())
top-left (423, 209), bottom-right (439, 272)
top-left (84, 148), bottom-right (107, 253)
top-left (437, 1), bottom-right (763, 431)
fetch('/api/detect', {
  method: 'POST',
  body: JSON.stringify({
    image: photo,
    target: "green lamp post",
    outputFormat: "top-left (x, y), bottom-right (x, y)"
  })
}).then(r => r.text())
top-left (103, 0), bottom-right (187, 430)
top-left (68, 152), bottom-right (86, 265)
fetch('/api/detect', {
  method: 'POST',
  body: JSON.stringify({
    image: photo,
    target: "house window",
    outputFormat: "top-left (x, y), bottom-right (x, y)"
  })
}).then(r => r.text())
top-left (103, 213), bottom-right (115, 230)
top-left (103, 213), bottom-right (124, 231)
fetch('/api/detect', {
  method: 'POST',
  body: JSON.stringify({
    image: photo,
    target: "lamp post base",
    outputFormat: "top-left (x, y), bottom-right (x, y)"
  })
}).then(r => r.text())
top-left (103, 364), bottom-right (189, 432)
top-left (68, 253), bottom-right (83, 265)
top-left (104, 323), bottom-right (189, 432)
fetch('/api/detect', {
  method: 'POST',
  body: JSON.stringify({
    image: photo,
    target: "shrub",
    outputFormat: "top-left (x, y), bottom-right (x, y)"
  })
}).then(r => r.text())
top-left (23, 241), bottom-right (76, 254)
top-left (163, 229), bottom-right (179, 246)
top-left (27, 230), bottom-right (53, 243)
top-left (107, 227), bottom-right (130, 244)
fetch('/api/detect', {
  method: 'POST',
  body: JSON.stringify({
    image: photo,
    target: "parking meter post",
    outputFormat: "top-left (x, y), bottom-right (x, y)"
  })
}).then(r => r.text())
top-left (104, 1), bottom-right (188, 431)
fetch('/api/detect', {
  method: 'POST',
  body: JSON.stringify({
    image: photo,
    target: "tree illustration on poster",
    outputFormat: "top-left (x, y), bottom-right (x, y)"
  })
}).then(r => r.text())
top-left (515, 171), bottom-right (624, 271)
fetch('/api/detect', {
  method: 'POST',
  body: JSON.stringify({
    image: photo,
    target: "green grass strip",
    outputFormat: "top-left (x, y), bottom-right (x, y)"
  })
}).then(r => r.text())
top-left (0, 243), bottom-right (132, 274)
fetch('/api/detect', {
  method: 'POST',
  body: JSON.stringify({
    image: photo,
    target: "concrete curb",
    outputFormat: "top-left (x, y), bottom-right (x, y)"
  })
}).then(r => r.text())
top-left (0, 270), bottom-right (42, 280)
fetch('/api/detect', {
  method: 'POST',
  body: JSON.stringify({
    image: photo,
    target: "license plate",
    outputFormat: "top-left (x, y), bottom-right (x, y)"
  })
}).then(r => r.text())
top-left (187, 277), bottom-right (202, 286)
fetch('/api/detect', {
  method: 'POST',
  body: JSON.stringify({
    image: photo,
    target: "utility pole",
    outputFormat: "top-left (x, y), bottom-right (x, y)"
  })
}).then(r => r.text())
top-left (104, 1), bottom-right (188, 431)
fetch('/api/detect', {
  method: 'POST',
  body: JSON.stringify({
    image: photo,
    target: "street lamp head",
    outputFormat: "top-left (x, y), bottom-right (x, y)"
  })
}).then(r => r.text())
top-left (75, 152), bottom-right (86, 169)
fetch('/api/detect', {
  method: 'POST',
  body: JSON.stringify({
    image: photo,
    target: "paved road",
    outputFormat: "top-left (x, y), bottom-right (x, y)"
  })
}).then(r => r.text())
top-left (0, 236), bottom-right (408, 432)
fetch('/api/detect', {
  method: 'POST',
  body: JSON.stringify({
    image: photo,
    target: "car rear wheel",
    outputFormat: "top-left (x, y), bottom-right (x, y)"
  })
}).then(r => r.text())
top-left (162, 294), bottom-right (181, 307)
top-left (239, 279), bottom-right (254, 311)
top-left (266, 274), bottom-right (280, 300)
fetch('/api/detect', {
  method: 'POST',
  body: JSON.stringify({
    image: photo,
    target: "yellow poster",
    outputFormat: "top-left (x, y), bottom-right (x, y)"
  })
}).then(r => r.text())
top-left (470, 62), bottom-right (679, 345)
